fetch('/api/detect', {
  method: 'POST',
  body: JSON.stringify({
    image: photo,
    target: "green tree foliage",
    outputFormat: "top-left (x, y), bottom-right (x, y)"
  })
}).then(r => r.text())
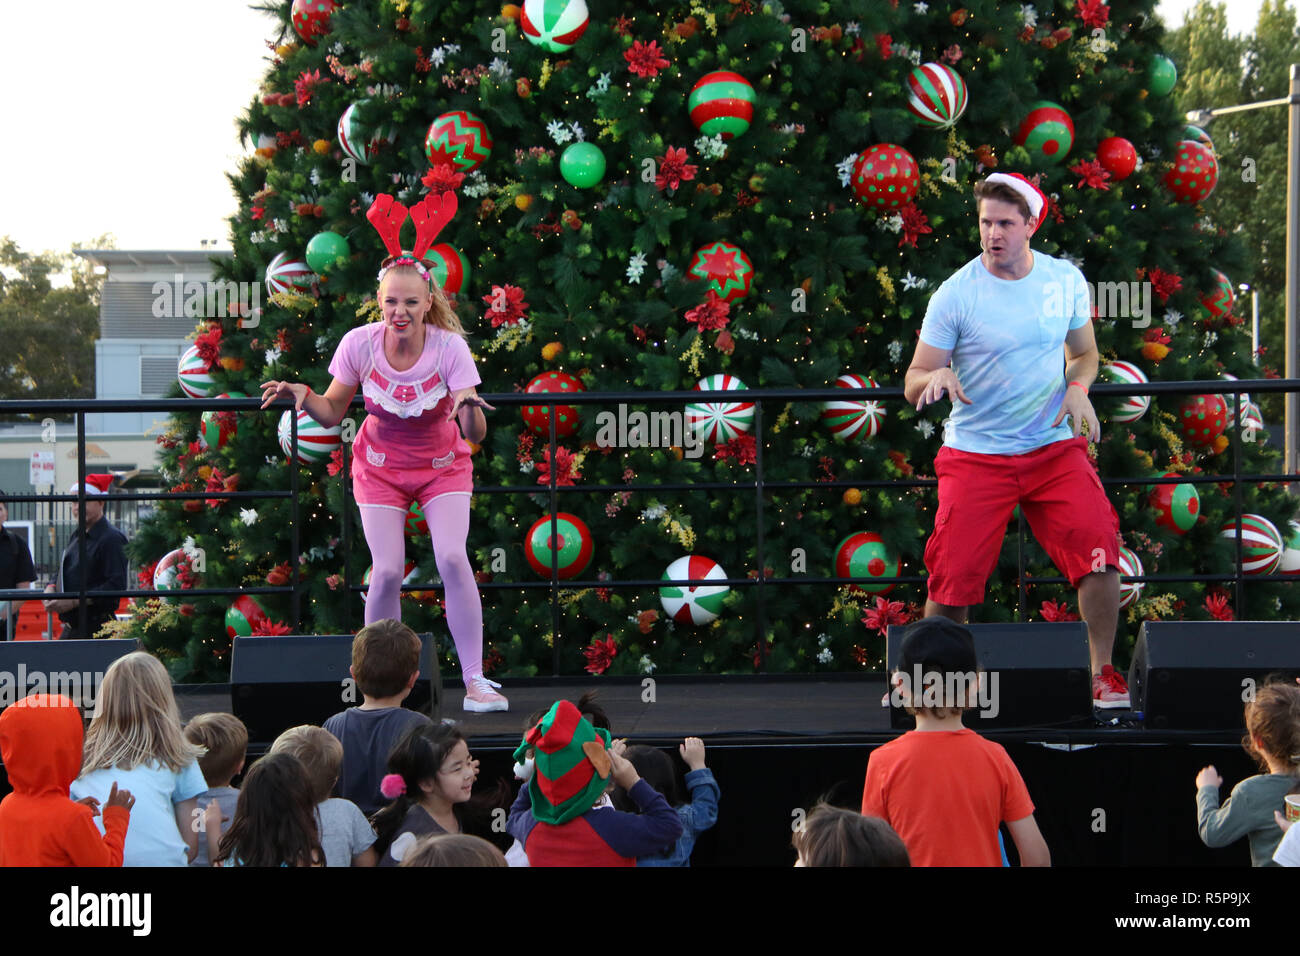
top-left (0, 237), bottom-right (105, 401)
top-left (123, 0), bottom-right (1294, 682)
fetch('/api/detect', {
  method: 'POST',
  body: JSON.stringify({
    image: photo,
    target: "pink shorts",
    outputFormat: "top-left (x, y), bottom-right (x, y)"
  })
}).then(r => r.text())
top-left (351, 423), bottom-right (472, 511)
top-left (924, 437), bottom-right (1121, 606)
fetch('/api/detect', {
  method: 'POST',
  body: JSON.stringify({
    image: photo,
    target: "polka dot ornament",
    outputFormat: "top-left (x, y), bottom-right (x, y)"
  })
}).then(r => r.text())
top-left (851, 145), bottom-right (919, 209)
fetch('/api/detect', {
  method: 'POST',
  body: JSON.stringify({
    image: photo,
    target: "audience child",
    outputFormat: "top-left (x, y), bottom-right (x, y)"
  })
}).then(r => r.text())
top-left (215, 752), bottom-right (323, 867)
top-left (371, 722), bottom-right (482, 866)
top-left (612, 737), bottom-right (720, 866)
top-left (270, 725), bottom-right (377, 867)
top-left (323, 619), bottom-right (433, 815)
top-left (0, 693), bottom-right (135, 866)
top-left (398, 833), bottom-right (507, 867)
top-left (182, 712), bottom-right (247, 867)
top-left (793, 804), bottom-right (910, 867)
top-left (69, 652), bottom-right (207, 866)
top-left (1196, 680), bottom-right (1300, 866)
top-left (862, 617), bottom-right (1050, 867)
top-left (507, 700), bottom-right (682, 866)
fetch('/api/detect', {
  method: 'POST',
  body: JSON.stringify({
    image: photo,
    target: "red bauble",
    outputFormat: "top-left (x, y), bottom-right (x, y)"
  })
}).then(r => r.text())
top-left (1177, 394), bottom-right (1228, 448)
top-left (850, 144), bottom-right (920, 210)
top-left (1164, 140), bottom-right (1218, 204)
top-left (291, 0), bottom-right (338, 46)
top-left (522, 371), bottom-right (585, 437)
top-left (1097, 137), bottom-right (1138, 181)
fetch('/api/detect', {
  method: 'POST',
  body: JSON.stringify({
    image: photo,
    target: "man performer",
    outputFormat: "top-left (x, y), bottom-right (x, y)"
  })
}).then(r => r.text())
top-left (903, 172), bottom-right (1129, 708)
top-left (43, 474), bottom-right (128, 640)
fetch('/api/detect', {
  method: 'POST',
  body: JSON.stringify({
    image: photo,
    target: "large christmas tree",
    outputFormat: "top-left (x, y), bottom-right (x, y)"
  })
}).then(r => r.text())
top-left (123, 0), bottom-right (1295, 682)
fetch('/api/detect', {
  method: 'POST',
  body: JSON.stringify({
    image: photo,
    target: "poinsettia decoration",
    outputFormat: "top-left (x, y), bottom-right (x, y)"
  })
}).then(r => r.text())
top-left (1076, 0), bottom-right (1111, 30)
top-left (482, 284), bottom-right (529, 327)
top-left (535, 446), bottom-right (581, 486)
top-left (624, 40), bottom-right (669, 78)
top-left (1204, 590), bottom-right (1234, 621)
top-left (421, 162), bottom-right (464, 196)
top-left (583, 634), bottom-right (618, 674)
top-left (715, 433), bottom-right (757, 465)
top-left (193, 323), bottom-right (223, 368)
top-left (685, 291), bottom-right (731, 331)
top-left (898, 202), bottom-right (932, 248)
top-left (655, 146), bottom-right (698, 192)
top-left (1143, 267), bottom-right (1183, 304)
top-left (1069, 159), bottom-right (1111, 191)
top-left (1040, 599), bottom-right (1080, 622)
top-left (861, 597), bottom-right (911, 636)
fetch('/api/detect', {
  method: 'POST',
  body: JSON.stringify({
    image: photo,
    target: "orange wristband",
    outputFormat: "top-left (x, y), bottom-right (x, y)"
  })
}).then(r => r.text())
top-left (1068, 381), bottom-right (1089, 394)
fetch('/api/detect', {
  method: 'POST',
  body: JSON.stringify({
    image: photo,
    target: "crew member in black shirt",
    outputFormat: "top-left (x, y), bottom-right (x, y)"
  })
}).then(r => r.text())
top-left (0, 496), bottom-right (37, 640)
top-left (43, 475), bottom-right (128, 640)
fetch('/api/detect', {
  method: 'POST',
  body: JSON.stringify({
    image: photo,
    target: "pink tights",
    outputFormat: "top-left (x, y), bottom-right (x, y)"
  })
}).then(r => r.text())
top-left (359, 494), bottom-right (482, 683)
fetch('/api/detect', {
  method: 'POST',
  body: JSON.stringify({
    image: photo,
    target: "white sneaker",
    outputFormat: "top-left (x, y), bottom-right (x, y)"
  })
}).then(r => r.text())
top-left (463, 675), bottom-right (508, 713)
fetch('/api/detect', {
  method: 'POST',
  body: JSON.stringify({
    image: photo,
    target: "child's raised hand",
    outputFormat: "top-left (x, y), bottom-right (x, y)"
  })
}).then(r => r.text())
top-left (680, 737), bottom-right (707, 771)
top-left (105, 781), bottom-right (135, 813)
top-left (610, 737), bottom-right (628, 759)
top-left (610, 748), bottom-right (639, 791)
top-left (75, 795), bottom-right (101, 817)
top-left (1195, 765), bottom-right (1223, 790)
top-left (202, 798), bottom-right (225, 831)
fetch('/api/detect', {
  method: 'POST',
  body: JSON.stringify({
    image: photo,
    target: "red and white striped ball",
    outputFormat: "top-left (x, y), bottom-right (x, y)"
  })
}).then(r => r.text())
top-left (277, 409), bottom-right (342, 465)
top-left (1219, 514), bottom-right (1284, 576)
top-left (821, 374), bottom-right (886, 440)
top-left (686, 374), bottom-right (754, 443)
top-left (1117, 546), bottom-right (1144, 609)
top-left (178, 345), bottom-right (216, 399)
top-left (1100, 361), bottom-right (1149, 423)
top-left (265, 251), bottom-right (314, 297)
top-left (906, 63), bottom-right (968, 129)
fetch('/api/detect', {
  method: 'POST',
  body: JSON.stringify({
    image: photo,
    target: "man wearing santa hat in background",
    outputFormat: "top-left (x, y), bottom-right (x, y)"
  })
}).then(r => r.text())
top-left (43, 474), bottom-right (128, 640)
top-left (903, 172), bottom-right (1128, 709)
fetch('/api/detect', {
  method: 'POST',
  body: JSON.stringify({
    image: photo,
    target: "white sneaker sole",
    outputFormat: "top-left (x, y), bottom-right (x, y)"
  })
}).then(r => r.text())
top-left (463, 697), bottom-right (508, 713)
top-left (1093, 698), bottom-right (1131, 710)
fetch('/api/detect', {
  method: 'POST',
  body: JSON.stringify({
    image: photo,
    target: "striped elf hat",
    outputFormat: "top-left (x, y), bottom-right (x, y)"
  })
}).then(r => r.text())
top-left (512, 700), bottom-right (613, 825)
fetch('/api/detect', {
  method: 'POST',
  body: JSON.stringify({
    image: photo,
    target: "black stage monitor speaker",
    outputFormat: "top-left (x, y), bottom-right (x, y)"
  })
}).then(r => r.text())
top-left (231, 633), bottom-right (441, 744)
top-left (1129, 621), bottom-right (1300, 730)
top-left (0, 639), bottom-right (141, 715)
top-left (885, 622), bottom-right (1092, 730)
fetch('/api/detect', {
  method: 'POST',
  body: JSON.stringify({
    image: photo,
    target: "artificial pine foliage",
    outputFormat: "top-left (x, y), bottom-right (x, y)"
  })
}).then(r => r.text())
top-left (124, 0), bottom-right (1296, 682)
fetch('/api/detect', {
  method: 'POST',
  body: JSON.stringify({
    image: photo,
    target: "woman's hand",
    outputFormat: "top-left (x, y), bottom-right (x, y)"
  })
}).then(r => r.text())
top-left (260, 380), bottom-right (310, 411)
top-left (447, 387), bottom-right (495, 422)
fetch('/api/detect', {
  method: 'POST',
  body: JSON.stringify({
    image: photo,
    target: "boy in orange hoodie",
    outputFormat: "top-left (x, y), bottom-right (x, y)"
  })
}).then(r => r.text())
top-left (0, 693), bottom-right (135, 866)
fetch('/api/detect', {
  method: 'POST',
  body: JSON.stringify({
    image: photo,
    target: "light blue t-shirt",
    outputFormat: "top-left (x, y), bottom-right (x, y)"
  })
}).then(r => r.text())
top-left (71, 759), bottom-right (207, 867)
top-left (919, 251), bottom-right (1090, 454)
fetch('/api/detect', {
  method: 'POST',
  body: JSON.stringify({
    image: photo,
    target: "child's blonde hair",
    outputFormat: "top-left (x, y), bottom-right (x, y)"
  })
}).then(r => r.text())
top-left (378, 264), bottom-right (468, 338)
top-left (183, 712), bottom-right (248, 787)
top-left (270, 725), bottom-right (343, 804)
top-left (82, 652), bottom-right (203, 774)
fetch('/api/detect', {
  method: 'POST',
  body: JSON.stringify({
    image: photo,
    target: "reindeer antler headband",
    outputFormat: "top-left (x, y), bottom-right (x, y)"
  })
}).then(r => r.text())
top-left (366, 187), bottom-right (458, 285)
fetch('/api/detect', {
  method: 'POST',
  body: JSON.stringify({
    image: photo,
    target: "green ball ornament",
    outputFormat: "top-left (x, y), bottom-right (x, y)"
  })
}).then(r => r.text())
top-left (225, 594), bottom-right (276, 638)
top-left (1148, 56), bottom-right (1178, 97)
top-left (1147, 473), bottom-right (1200, 535)
top-left (559, 142), bottom-right (606, 188)
top-left (305, 231), bottom-right (350, 274)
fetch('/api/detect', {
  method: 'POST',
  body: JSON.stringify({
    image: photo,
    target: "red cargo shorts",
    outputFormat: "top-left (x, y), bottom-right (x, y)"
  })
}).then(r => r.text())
top-left (924, 436), bottom-right (1121, 607)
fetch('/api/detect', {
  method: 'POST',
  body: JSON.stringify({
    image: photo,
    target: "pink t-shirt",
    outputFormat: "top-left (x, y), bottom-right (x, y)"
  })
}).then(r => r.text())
top-left (328, 323), bottom-right (481, 471)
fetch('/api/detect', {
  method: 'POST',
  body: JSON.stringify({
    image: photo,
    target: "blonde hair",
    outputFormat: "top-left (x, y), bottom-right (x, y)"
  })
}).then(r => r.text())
top-left (82, 652), bottom-right (204, 774)
top-left (398, 833), bottom-right (507, 868)
top-left (270, 725), bottom-right (343, 804)
top-left (378, 264), bottom-right (469, 338)
top-left (184, 712), bottom-right (248, 787)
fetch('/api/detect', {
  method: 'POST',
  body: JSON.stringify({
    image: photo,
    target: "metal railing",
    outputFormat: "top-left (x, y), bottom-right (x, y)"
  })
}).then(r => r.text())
top-left (0, 379), bottom-right (1294, 670)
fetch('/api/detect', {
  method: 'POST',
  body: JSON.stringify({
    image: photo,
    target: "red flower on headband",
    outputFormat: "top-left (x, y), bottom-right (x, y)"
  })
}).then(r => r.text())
top-left (421, 162), bottom-right (464, 196)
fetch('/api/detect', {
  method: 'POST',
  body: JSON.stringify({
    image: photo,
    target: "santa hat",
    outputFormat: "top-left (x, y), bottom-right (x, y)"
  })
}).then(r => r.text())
top-left (983, 172), bottom-right (1048, 234)
top-left (512, 700), bottom-right (613, 825)
top-left (67, 474), bottom-right (114, 496)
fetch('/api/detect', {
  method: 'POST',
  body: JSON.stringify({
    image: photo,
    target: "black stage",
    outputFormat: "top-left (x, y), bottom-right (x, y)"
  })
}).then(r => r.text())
top-left (161, 675), bottom-right (1264, 868)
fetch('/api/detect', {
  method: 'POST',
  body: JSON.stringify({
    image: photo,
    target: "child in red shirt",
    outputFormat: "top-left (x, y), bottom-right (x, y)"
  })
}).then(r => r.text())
top-left (863, 617), bottom-right (1050, 867)
top-left (0, 694), bottom-right (135, 866)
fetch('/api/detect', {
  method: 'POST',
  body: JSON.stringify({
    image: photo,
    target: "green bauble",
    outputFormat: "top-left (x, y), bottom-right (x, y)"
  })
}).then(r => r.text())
top-left (559, 142), bottom-right (606, 188)
top-left (305, 231), bottom-right (350, 273)
top-left (1148, 56), bottom-right (1178, 97)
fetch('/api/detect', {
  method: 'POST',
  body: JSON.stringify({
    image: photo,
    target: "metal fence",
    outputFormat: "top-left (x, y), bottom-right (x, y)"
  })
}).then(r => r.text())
top-left (0, 381), bottom-right (1294, 671)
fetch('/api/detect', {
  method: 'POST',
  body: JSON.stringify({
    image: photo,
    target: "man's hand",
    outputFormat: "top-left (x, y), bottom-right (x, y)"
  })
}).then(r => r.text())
top-left (914, 368), bottom-right (972, 411)
top-left (1052, 384), bottom-right (1100, 441)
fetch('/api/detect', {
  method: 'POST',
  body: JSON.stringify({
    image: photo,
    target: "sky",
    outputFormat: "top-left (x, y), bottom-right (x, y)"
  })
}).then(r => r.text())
top-left (0, 0), bottom-right (1272, 257)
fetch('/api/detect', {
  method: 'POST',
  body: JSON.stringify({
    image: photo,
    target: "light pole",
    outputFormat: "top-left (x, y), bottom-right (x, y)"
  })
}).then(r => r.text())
top-left (1188, 64), bottom-right (1300, 473)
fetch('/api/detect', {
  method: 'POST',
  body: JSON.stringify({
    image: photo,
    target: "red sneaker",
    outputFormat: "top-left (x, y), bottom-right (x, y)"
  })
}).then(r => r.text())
top-left (1092, 665), bottom-right (1131, 709)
